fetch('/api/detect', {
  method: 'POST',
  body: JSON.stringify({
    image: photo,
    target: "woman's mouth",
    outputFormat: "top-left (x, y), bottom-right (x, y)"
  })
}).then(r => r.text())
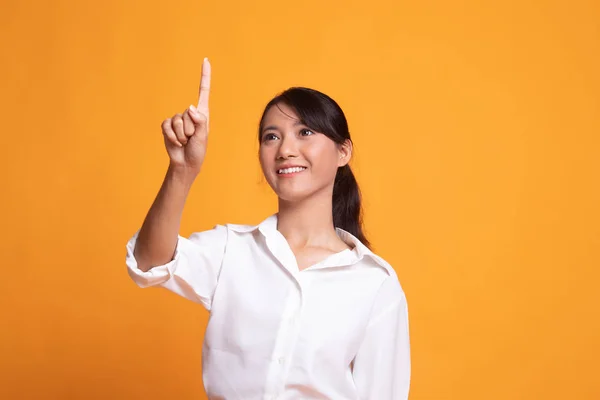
top-left (277, 167), bottom-right (307, 175)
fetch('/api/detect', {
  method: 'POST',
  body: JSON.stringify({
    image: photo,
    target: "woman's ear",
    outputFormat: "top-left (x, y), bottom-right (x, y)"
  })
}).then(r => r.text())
top-left (337, 139), bottom-right (353, 167)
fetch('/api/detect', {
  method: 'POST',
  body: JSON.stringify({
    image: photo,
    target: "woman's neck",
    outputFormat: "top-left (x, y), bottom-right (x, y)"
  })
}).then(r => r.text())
top-left (276, 192), bottom-right (347, 251)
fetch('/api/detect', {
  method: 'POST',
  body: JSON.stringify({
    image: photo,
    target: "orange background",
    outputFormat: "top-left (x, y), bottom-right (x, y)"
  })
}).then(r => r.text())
top-left (2, 0), bottom-right (599, 399)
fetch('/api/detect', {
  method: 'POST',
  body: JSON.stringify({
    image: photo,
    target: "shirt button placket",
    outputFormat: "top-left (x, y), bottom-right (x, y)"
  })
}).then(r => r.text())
top-left (264, 279), bottom-right (303, 399)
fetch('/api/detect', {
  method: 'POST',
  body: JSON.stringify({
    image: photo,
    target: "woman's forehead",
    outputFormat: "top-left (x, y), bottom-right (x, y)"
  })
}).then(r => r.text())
top-left (264, 102), bottom-right (300, 124)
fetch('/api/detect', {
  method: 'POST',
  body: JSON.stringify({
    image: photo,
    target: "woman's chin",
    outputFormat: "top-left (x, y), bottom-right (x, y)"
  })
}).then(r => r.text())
top-left (275, 187), bottom-right (313, 203)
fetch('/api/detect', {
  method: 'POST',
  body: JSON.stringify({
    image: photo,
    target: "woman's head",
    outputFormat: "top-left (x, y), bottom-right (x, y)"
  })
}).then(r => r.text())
top-left (258, 87), bottom-right (370, 248)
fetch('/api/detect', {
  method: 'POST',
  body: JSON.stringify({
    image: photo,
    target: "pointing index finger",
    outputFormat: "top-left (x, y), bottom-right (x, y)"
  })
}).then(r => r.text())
top-left (197, 57), bottom-right (211, 113)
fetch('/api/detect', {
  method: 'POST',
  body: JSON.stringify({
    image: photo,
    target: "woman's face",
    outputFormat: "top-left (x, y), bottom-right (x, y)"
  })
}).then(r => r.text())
top-left (259, 102), bottom-right (351, 202)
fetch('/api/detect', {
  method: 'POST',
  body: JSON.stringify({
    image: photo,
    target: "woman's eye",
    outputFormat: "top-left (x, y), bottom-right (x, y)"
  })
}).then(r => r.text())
top-left (263, 133), bottom-right (278, 141)
top-left (300, 128), bottom-right (314, 136)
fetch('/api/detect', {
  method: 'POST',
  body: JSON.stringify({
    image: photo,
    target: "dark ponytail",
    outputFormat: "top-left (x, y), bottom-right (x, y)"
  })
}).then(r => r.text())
top-left (332, 164), bottom-right (370, 248)
top-left (258, 87), bottom-right (370, 249)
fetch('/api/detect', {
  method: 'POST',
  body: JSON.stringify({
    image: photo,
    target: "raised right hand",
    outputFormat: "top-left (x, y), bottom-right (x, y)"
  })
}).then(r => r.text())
top-left (162, 58), bottom-right (211, 175)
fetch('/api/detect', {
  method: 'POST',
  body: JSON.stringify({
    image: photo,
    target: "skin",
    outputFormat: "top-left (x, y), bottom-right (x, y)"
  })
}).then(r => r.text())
top-left (133, 58), bottom-right (210, 272)
top-left (134, 59), bottom-right (354, 272)
top-left (259, 103), bottom-right (355, 270)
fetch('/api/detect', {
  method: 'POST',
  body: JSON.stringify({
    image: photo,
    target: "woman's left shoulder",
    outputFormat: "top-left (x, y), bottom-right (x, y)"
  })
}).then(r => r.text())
top-left (362, 252), bottom-right (407, 300)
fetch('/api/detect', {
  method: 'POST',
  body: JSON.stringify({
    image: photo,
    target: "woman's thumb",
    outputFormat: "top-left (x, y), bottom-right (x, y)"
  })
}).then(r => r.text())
top-left (188, 104), bottom-right (207, 126)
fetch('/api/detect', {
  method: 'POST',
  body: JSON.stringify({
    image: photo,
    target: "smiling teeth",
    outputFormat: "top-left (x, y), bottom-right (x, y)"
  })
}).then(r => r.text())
top-left (278, 167), bottom-right (306, 174)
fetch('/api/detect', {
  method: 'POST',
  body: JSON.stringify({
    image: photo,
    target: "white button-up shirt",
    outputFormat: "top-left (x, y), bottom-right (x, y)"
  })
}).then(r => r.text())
top-left (126, 214), bottom-right (410, 399)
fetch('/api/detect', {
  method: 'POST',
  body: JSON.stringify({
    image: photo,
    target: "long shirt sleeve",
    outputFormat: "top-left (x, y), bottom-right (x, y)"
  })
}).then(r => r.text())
top-left (125, 224), bottom-right (228, 310)
top-left (352, 274), bottom-right (411, 399)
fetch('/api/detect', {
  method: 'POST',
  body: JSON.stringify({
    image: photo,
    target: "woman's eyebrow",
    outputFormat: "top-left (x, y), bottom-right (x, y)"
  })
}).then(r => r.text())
top-left (262, 121), bottom-right (305, 133)
top-left (262, 125), bottom-right (279, 133)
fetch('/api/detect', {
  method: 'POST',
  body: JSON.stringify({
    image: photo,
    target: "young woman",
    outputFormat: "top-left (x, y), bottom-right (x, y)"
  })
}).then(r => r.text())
top-left (126, 58), bottom-right (411, 399)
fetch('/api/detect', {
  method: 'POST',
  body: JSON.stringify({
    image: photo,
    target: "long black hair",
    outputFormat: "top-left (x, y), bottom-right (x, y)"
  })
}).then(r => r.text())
top-left (258, 87), bottom-right (370, 249)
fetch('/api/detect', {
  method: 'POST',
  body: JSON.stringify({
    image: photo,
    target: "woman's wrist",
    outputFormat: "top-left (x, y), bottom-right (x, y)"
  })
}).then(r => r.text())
top-left (166, 163), bottom-right (199, 190)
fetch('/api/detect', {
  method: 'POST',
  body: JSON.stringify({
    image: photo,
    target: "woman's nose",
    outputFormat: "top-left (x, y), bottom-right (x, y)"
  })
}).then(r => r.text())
top-left (277, 135), bottom-right (299, 159)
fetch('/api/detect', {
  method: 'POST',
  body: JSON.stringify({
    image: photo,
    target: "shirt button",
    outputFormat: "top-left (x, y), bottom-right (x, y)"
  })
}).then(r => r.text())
top-left (278, 357), bottom-right (285, 365)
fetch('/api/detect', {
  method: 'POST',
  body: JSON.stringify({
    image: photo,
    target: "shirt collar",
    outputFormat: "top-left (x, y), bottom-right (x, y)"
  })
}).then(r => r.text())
top-left (227, 214), bottom-right (392, 274)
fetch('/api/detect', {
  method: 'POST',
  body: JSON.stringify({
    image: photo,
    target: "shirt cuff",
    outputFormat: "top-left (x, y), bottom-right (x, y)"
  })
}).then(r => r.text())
top-left (125, 230), bottom-right (182, 288)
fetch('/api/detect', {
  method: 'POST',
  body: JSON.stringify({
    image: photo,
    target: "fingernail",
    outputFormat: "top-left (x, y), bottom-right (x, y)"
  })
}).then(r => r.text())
top-left (189, 104), bottom-right (198, 114)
